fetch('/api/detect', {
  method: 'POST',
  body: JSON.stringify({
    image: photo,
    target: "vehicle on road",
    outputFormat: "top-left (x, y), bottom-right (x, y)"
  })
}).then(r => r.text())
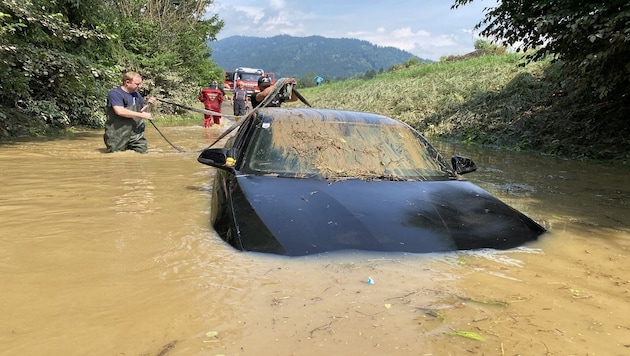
top-left (223, 67), bottom-right (275, 96)
top-left (198, 107), bottom-right (546, 256)
top-left (222, 70), bottom-right (234, 92)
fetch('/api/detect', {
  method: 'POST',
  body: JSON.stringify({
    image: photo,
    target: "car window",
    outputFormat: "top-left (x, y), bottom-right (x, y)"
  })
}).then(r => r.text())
top-left (243, 115), bottom-right (452, 180)
top-left (228, 115), bottom-right (257, 162)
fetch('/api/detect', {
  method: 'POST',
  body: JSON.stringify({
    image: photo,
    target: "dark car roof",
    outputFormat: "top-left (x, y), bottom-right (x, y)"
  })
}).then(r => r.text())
top-left (256, 107), bottom-right (407, 126)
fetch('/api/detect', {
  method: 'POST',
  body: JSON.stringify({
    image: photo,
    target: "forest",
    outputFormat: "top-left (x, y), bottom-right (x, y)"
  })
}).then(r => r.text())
top-left (210, 35), bottom-right (426, 80)
top-left (0, 0), bottom-right (224, 136)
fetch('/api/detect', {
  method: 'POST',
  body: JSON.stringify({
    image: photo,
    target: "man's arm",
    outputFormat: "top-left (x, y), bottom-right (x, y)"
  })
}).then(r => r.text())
top-left (255, 86), bottom-right (273, 102)
top-left (112, 106), bottom-right (153, 120)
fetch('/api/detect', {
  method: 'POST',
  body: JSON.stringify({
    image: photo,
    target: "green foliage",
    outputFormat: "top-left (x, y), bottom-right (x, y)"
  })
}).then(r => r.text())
top-left (362, 69), bottom-right (377, 80)
top-left (296, 72), bottom-right (318, 88)
top-left (0, 0), bottom-right (223, 138)
top-left (473, 39), bottom-right (493, 51)
top-left (0, 0), bottom-right (117, 136)
top-left (452, 0), bottom-right (630, 99)
top-left (108, 0), bottom-right (224, 85)
top-left (287, 53), bottom-right (627, 161)
top-left (448, 330), bottom-right (484, 341)
top-left (387, 56), bottom-right (425, 72)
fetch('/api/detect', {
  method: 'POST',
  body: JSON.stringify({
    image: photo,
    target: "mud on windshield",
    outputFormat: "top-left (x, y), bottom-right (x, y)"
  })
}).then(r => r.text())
top-left (243, 115), bottom-right (452, 180)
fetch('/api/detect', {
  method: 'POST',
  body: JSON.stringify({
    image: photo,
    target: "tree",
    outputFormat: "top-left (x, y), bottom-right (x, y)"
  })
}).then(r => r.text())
top-left (452, 0), bottom-right (630, 98)
top-left (0, 0), bottom-right (224, 137)
top-left (0, 0), bottom-right (118, 132)
top-left (110, 0), bottom-right (224, 84)
top-left (363, 69), bottom-right (377, 80)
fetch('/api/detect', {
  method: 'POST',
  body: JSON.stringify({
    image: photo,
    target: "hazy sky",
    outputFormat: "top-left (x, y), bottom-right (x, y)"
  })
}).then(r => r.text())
top-left (210, 0), bottom-right (497, 61)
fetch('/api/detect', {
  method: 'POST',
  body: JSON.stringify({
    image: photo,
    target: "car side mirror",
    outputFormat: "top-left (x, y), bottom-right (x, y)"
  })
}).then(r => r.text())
top-left (451, 156), bottom-right (477, 175)
top-left (197, 148), bottom-right (235, 172)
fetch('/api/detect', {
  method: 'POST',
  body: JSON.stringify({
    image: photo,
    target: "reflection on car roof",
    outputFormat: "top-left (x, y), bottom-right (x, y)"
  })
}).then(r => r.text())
top-left (257, 107), bottom-right (402, 125)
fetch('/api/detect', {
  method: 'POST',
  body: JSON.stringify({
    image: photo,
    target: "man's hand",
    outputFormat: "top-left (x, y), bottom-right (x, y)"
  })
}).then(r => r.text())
top-left (142, 96), bottom-right (158, 115)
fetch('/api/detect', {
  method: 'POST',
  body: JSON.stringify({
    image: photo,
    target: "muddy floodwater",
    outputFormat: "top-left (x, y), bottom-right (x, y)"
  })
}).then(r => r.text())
top-left (1, 120), bottom-right (629, 356)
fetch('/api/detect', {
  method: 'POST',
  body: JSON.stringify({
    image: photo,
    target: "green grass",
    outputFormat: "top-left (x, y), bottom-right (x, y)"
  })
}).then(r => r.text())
top-left (287, 53), bottom-right (627, 161)
top-left (153, 113), bottom-right (201, 126)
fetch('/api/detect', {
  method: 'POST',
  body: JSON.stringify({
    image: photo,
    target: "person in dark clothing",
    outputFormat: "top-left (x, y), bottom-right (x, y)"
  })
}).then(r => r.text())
top-left (231, 82), bottom-right (250, 116)
top-left (251, 76), bottom-right (298, 108)
top-left (103, 72), bottom-right (156, 153)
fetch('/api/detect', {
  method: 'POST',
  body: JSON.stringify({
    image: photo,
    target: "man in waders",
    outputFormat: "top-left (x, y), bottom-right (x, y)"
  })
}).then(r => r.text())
top-left (104, 72), bottom-right (156, 153)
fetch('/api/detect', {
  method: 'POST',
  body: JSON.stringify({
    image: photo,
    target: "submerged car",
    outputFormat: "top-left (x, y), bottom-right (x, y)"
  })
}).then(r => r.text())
top-left (198, 107), bottom-right (546, 256)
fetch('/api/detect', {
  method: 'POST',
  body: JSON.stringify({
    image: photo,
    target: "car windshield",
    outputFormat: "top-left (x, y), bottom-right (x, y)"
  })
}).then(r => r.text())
top-left (238, 73), bottom-right (260, 81)
top-left (243, 114), bottom-right (452, 180)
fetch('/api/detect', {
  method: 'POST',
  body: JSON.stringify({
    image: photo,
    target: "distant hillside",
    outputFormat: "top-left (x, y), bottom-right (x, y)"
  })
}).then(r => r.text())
top-left (209, 35), bottom-right (429, 80)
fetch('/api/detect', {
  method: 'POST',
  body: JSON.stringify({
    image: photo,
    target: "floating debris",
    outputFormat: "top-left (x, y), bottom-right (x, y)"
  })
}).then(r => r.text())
top-left (448, 330), bottom-right (484, 341)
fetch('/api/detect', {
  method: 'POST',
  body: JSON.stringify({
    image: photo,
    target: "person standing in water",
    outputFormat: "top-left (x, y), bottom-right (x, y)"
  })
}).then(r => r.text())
top-left (103, 71), bottom-right (156, 153)
top-left (199, 81), bottom-right (224, 127)
top-left (231, 82), bottom-right (250, 116)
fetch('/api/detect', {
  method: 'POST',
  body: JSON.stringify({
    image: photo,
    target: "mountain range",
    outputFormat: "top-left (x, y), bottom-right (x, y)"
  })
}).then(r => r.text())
top-left (209, 35), bottom-right (429, 80)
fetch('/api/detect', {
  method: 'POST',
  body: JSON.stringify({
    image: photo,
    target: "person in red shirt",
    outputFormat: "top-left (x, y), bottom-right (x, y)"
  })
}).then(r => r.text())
top-left (198, 81), bottom-right (224, 127)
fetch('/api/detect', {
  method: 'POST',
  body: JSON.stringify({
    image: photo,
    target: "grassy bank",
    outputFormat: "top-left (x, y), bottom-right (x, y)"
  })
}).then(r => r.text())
top-left (291, 53), bottom-right (628, 161)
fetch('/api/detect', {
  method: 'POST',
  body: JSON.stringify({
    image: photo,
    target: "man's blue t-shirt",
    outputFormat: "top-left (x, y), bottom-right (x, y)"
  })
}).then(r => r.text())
top-left (107, 88), bottom-right (144, 112)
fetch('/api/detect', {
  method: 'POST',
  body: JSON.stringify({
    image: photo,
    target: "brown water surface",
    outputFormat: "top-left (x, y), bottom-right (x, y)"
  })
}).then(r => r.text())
top-left (1, 124), bottom-right (629, 355)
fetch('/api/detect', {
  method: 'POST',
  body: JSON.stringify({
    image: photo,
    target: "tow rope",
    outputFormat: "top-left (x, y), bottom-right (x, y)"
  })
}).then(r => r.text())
top-left (151, 78), bottom-right (310, 151)
top-left (203, 77), bottom-right (293, 149)
top-left (147, 119), bottom-right (186, 153)
top-left (156, 97), bottom-right (242, 121)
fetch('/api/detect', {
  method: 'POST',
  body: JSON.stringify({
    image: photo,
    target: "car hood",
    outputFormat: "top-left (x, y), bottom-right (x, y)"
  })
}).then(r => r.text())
top-left (234, 175), bottom-right (545, 256)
